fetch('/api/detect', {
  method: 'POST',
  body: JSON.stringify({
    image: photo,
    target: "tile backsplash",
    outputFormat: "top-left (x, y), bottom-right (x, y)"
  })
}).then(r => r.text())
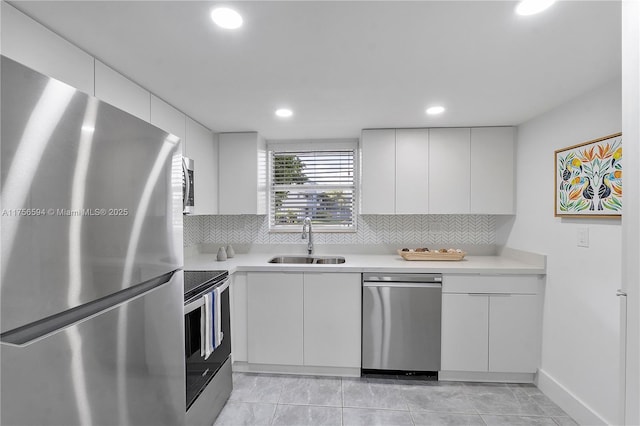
top-left (184, 215), bottom-right (496, 247)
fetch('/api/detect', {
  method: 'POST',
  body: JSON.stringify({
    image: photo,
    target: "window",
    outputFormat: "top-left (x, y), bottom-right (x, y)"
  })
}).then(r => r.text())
top-left (269, 141), bottom-right (356, 232)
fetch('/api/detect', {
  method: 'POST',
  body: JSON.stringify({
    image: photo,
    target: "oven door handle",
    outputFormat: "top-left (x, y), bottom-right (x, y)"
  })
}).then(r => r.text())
top-left (183, 279), bottom-right (229, 315)
top-left (184, 297), bottom-right (203, 315)
top-left (216, 279), bottom-right (230, 294)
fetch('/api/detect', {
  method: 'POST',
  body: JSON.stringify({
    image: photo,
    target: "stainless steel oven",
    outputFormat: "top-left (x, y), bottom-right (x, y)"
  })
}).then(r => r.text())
top-left (183, 270), bottom-right (231, 426)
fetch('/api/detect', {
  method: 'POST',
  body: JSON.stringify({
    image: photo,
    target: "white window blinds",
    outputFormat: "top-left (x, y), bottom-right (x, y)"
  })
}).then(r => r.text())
top-left (270, 148), bottom-right (355, 231)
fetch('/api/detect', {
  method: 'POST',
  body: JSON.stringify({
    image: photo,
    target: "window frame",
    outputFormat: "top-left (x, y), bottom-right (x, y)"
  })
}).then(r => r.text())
top-left (267, 139), bottom-right (358, 233)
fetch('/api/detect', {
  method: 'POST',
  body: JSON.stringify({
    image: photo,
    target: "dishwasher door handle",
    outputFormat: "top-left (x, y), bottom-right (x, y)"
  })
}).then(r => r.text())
top-left (363, 282), bottom-right (442, 289)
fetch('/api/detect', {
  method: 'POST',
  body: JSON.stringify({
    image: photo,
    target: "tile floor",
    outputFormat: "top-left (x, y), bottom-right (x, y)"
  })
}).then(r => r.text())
top-left (214, 373), bottom-right (578, 426)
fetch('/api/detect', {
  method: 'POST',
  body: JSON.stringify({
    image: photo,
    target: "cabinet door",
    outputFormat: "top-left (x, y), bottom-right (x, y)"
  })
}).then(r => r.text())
top-left (247, 273), bottom-right (303, 365)
top-left (428, 128), bottom-right (471, 214)
top-left (396, 129), bottom-right (429, 214)
top-left (360, 129), bottom-right (396, 214)
top-left (441, 293), bottom-right (488, 371)
top-left (1, 3), bottom-right (95, 95)
top-left (470, 127), bottom-right (515, 214)
top-left (95, 60), bottom-right (150, 121)
top-left (229, 273), bottom-right (248, 363)
top-left (150, 95), bottom-right (186, 157)
top-left (186, 118), bottom-right (217, 215)
top-left (219, 132), bottom-right (266, 214)
top-left (303, 273), bottom-right (361, 368)
top-left (489, 294), bottom-right (540, 373)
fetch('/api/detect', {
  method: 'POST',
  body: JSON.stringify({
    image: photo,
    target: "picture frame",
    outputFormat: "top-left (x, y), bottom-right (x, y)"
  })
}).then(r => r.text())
top-left (554, 132), bottom-right (622, 218)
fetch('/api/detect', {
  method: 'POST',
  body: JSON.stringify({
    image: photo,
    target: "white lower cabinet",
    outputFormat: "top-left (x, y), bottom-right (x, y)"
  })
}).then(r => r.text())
top-left (230, 272), bottom-right (248, 363)
top-left (488, 294), bottom-right (540, 373)
top-left (303, 273), bottom-right (361, 368)
top-left (441, 294), bottom-right (489, 372)
top-left (247, 272), bottom-right (304, 366)
top-left (441, 275), bottom-right (542, 375)
top-left (245, 272), bottom-right (361, 369)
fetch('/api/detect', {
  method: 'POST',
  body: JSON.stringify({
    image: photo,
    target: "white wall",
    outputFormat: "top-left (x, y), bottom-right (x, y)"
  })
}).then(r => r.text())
top-left (507, 79), bottom-right (622, 425)
top-left (621, 1), bottom-right (640, 423)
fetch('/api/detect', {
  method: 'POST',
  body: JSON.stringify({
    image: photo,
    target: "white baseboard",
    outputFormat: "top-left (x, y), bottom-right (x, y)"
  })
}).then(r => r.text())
top-left (439, 370), bottom-right (535, 383)
top-left (537, 368), bottom-right (609, 425)
top-left (232, 361), bottom-right (361, 377)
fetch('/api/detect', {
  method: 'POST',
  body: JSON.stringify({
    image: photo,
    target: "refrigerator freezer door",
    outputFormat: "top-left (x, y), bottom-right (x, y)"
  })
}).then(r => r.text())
top-left (0, 272), bottom-right (185, 426)
top-left (1, 56), bottom-right (183, 333)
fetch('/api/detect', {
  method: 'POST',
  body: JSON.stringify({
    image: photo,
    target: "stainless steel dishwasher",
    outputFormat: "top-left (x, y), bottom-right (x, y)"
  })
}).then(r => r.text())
top-left (362, 273), bottom-right (442, 374)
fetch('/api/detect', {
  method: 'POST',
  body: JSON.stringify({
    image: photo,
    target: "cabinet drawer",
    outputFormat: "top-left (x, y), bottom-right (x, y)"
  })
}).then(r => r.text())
top-left (443, 275), bottom-right (540, 294)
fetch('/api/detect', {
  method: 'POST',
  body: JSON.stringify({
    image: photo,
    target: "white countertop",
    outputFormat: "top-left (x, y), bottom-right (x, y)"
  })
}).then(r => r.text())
top-left (184, 251), bottom-right (546, 275)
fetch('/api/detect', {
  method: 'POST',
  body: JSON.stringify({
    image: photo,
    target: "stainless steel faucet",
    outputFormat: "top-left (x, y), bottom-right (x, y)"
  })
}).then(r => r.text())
top-left (301, 217), bottom-right (314, 255)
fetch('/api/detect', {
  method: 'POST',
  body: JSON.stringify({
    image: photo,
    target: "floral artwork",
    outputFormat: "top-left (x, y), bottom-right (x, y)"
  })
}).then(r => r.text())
top-left (555, 133), bottom-right (622, 217)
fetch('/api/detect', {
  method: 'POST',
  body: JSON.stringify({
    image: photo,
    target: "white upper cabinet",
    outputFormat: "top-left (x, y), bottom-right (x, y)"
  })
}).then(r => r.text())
top-left (470, 127), bottom-right (515, 214)
top-left (361, 126), bottom-right (514, 215)
top-left (150, 97), bottom-right (219, 216)
top-left (218, 132), bottom-right (267, 215)
top-left (429, 128), bottom-right (471, 214)
top-left (150, 95), bottom-right (187, 156)
top-left (95, 60), bottom-right (150, 121)
top-left (186, 118), bottom-right (218, 215)
top-left (1, 3), bottom-right (94, 94)
top-left (396, 129), bottom-right (429, 214)
top-left (360, 129), bottom-right (396, 214)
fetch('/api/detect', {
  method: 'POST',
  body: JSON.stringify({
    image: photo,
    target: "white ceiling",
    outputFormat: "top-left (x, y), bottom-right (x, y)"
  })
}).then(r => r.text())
top-left (10, 1), bottom-right (621, 139)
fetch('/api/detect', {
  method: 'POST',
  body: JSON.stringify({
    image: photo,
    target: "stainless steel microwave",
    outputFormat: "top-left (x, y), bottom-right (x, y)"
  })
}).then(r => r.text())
top-left (183, 157), bottom-right (194, 215)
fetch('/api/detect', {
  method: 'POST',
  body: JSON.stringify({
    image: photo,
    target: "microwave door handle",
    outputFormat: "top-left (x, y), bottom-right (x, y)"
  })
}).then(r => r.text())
top-left (182, 158), bottom-right (190, 213)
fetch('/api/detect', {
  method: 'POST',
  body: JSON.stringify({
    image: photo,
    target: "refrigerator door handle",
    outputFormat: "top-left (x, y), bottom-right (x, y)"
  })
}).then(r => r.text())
top-left (0, 270), bottom-right (178, 347)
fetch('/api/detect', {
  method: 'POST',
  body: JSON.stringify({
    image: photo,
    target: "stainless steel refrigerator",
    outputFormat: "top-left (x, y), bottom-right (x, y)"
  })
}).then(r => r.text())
top-left (0, 56), bottom-right (185, 426)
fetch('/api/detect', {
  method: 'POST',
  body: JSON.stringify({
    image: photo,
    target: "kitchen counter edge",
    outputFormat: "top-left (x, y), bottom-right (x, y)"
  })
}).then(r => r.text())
top-left (184, 252), bottom-right (546, 276)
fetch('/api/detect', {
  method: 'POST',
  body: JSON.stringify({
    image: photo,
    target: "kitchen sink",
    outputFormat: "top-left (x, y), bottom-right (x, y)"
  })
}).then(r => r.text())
top-left (268, 255), bottom-right (346, 264)
top-left (314, 257), bottom-right (346, 264)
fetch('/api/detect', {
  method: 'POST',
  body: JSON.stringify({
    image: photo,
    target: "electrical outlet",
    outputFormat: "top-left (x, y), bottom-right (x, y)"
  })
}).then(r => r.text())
top-left (577, 227), bottom-right (589, 248)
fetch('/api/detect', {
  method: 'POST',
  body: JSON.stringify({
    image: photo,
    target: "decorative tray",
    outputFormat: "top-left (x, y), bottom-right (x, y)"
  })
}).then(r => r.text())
top-left (397, 249), bottom-right (466, 261)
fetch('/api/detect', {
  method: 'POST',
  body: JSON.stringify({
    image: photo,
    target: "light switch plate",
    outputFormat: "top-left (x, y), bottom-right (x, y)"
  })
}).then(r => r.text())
top-left (577, 227), bottom-right (589, 248)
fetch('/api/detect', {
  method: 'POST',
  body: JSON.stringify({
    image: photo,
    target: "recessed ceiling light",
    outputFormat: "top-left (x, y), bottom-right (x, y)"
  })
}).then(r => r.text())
top-left (515, 0), bottom-right (556, 16)
top-left (275, 108), bottom-right (293, 118)
top-left (426, 106), bottom-right (445, 115)
top-left (211, 7), bottom-right (243, 29)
